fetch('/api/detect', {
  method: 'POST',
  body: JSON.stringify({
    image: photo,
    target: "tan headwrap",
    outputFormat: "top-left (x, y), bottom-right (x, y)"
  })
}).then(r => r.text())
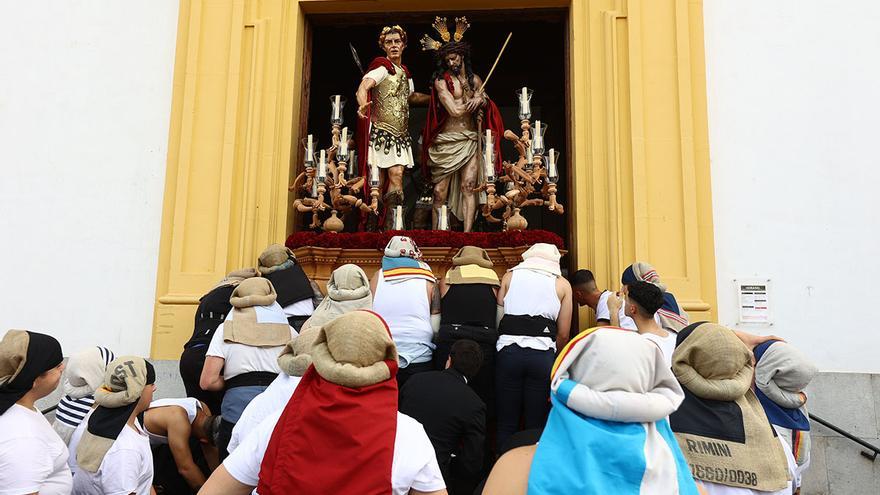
top-left (276, 326), bottom-right (321, 377)
top-left (670, 323), bottom-right (790, 491)
top-left (212, 267), bottom-right (258, 290)
top-left (446, 246), bottom-right (500, 286)
top-left (223, 278), bottom-right (291, 347)
top-left (301, 264), bottom-right (372, 331)
top-left (257, 244), bottom-right (297, 275)
top-left (77, 356), bottom-right (155, 473)
top-left (310, 311), bottom-right (398, 388)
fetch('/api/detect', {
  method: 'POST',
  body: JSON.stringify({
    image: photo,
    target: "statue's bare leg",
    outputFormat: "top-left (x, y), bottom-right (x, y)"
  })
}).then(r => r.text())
top-left (460, 152), bottom-right (481, 232)
top-left (383, 165), bottom-right (406, 230)
top-left (432, 175), bottom-right (451, 229)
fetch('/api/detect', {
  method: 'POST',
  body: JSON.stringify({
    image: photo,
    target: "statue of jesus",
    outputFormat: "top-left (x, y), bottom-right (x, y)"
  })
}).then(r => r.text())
top-left (421, 18), bottom-right (504, 232)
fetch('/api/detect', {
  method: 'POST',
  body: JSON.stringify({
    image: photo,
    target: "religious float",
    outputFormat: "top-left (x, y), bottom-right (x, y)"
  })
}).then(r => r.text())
top-left (286, 17), bottom-right (566, 284)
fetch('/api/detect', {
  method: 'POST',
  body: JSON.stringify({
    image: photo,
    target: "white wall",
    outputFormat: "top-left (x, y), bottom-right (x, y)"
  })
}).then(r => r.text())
top-left (0, 1), bottom-right (179, 357)
top-left (704, 0), bottom-right (880, 372)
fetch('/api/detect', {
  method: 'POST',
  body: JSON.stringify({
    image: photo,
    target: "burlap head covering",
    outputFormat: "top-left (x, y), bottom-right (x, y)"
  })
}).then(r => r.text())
top-left (301, 264), bottom-right (372, 331)
top-left (446, 246), bottom-right (500, 286)
top-left (77, 356), bottom-right (155, 473)
top-left (277, 326), bottom-right (321, 377)
top-left (258, 244), bottom-right (297, 275)
top-left (223, 278), bottom-right (290, 347)
top-left (213, 267), bottom-right (258, 290)
top-left (670, 323), bottom-right (790, 491)
top-left (230, 277), bottom-right (278, 308)
top-left (452, 246), bottom-right (493, 268)
top-left (310, 310), bottom-right (398, 388)
top-left (0, 330), bottom-right (63, 414)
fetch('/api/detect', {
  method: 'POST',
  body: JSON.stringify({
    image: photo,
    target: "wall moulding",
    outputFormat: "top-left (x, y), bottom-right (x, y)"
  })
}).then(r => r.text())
top-left (151, 0), bottom-right (716, 358)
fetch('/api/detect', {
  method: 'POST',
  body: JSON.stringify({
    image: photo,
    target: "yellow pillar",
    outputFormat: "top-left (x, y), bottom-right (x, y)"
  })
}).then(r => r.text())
top-left (152, 0), bottom-right (716, 358)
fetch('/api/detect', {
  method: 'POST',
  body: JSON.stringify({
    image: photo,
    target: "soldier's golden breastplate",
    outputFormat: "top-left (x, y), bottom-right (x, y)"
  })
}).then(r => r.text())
top-left (372, 66), bottom-right (410, 137)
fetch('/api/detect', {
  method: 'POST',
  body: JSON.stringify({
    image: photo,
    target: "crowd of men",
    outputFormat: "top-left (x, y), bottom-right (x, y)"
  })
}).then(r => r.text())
top-left (0, 237), bottom-right (818, 494)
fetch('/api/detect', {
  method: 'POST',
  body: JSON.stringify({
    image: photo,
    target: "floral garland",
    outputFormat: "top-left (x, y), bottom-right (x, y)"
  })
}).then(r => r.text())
top-left (286, 229), bottom-right (565, 251)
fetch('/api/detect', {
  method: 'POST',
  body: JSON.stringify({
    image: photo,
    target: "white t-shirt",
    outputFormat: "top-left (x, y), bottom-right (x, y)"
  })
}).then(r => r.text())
top-left (69, 412), bottom-right (154, 495)
top-left (282, 299), bottom-right (314, 318)
top-left (0, 404), bottom-right (72, 495)
top-left (642, 331), bottom-right (677, 367)
top-left (206, 312), bottom-right (296, 380)
top-left (224, 410), bottom-right (445, 495)
top-left (596, 292), bottom-right (662, 330)
top-left (228, 373), bottom-right (302, 453)
top-left (696, 434), bottom-right (797, 495)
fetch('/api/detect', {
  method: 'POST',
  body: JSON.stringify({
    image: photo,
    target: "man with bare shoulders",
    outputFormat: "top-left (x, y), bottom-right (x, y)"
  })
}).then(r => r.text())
top-left (494, 243), bottom-right (572, 450)
top-left (421, 19), bottom-right (504, 232)
top-left (356, 26), bottom-right (429, 230)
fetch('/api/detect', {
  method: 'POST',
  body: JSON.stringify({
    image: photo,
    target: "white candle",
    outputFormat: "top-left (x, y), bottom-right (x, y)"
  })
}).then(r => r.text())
top-left (439, 205), bottom-right (448, 230)
top-left (484, 129), bottom-right (493, 178)
top-left (370, 162), bottom-right (379, 185)
top-left (526, 141), bottom-right (534, 164)
top-left (318, 149), bottom-right (326, 179)
top-left (306, 134), bottom-right (314, 160)
top-left (548, 148), bottom-right (558, 179)
top-left (333, 95), bottom-right (341, 121)
top-left (394, 206), bottom-right (403, 230)
top-left (339, 127), bottom-right (348, 157)
top-left (534, 120), bottom-right (542, 151)
top-left (520, 87), bottom-right (530, 116)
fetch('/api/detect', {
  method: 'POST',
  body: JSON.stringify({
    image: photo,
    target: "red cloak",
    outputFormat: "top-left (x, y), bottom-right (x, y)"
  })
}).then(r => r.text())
top-left (256, 360), bottom-right (400, 494)
top-left (421, 72), bottom-right (505, 180)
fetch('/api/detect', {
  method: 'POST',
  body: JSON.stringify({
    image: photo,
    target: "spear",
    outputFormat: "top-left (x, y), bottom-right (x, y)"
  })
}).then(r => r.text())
top-left (349, 42), bottom-right (364, 75)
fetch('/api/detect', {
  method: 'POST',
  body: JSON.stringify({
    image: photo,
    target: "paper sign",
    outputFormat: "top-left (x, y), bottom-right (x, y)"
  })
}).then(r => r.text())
top-left (736, 280), bottom-right (771, 325)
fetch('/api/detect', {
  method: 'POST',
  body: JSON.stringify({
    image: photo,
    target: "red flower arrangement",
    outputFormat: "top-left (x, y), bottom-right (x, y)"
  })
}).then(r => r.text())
top-left (286, 230), bottom-right (565, 251)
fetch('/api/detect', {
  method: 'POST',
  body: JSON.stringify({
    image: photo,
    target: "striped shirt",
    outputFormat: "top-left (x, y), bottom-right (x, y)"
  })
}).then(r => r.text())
top-left (55, 395), bottom-right (95, 427)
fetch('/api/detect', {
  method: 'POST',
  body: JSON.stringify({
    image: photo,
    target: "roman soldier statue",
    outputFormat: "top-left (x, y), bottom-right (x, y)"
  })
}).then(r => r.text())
top-left (421, 17), bottom-right (504, 232)
top-left (356, 25), bottom-right (429, 231)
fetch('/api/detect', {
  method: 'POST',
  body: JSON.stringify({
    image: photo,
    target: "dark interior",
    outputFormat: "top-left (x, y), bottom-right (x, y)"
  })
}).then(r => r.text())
top-left (297, 10), bottom-right (568, 240)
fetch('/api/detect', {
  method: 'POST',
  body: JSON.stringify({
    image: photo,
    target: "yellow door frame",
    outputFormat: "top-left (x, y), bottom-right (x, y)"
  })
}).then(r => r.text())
top-left (151, 0), bottom-right (716, 358)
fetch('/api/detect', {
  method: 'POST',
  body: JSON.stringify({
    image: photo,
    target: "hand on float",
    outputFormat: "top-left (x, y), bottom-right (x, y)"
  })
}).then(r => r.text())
top-left (357, 101), bottom-right (372, 119)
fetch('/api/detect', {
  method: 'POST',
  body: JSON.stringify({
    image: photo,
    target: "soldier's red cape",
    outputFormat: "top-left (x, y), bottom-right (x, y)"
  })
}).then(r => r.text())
top-left (421, 71), bottom-right (505, 180)
top-left (256, 360), bottom-right (400, 494)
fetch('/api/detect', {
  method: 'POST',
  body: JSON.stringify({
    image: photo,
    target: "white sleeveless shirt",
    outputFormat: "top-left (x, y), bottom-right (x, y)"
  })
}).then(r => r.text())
top-left (498, 269), bottom-right (561, 352)
top-left (372, 272), bottom-right (433, 345)
top-left (144, 398), bottom-right (202, 445)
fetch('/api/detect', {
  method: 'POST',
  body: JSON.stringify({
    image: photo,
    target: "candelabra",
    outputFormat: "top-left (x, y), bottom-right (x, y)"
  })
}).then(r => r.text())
top-left (289, 95), bottom-right (375, 232)
top-left (478, 87), bottom-right (565, 231)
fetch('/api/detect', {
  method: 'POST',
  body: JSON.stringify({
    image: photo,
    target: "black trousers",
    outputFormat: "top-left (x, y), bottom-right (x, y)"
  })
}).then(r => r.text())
top-left (494, 345), bottom-right (554, 450)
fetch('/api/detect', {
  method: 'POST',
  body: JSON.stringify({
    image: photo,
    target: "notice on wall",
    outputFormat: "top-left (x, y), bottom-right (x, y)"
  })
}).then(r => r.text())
top-left (736, 280), bottom-right (771, 325)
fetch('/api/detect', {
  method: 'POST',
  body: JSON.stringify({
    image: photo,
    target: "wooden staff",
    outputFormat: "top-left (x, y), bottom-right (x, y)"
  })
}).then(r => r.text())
top-left (478, 32), bottom-right (512, 93)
